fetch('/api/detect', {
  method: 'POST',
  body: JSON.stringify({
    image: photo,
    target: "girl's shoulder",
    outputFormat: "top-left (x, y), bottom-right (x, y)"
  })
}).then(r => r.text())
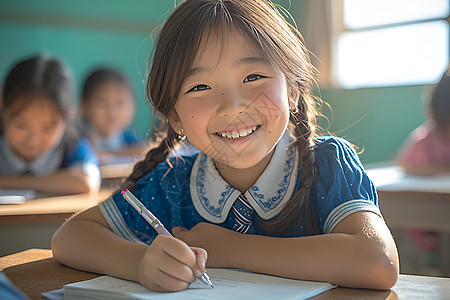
top-left (314, 136), bottom-right (358, 157)
top-left (313, 135), bottom-right (364, 172)
top-left (123, 129), bottom-right (140, 144)
top-left (63, 136), bottom-right (99, 167)
top-left (136, 152), bottom-right (200, 186)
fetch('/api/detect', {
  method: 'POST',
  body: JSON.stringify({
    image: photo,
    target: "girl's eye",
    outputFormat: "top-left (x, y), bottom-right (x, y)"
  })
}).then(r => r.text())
top-left (14, 122), bottom-right (27, 130)
top-left (188, 84), bottom-right (210, 92)
top-left (244, 74), bottom-right (264, 82)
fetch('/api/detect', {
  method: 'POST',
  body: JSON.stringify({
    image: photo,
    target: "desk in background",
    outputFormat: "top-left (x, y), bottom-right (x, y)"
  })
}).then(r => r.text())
top-left (1, 249), bottom-right (450, 300)
top-left (99, 161), bottom-right (135, 189)
top-left (0, 189), bottom-right (113, 256)
top-left (366, 165), bottom-right (450, 277)
top-left (0, 160), bottom-right (135, 256)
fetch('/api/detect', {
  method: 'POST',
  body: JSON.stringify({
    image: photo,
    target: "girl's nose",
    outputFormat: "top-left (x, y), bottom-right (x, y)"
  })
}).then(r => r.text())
top-left (216, 90), bottom-right (247, 117)
top-left (25, 129), bottom-right (40, 145)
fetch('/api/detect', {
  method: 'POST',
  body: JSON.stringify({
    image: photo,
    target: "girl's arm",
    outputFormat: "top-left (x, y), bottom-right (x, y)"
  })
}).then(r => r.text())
top-left (52, 205), bottom-right (207, 292)
top-left (173, 211), bottom-right (399, 290)
top-left (0, 168), bottom-right (99, 194)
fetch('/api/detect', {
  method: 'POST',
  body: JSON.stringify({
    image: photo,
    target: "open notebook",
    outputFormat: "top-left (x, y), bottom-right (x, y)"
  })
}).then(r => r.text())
top-left (0, 189), bottom-right (36, 204)
top-left (63, 268), bottom-right (335, 300)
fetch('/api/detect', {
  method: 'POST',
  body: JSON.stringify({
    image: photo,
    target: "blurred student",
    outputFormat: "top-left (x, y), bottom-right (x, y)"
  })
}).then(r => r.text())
top-left (0, 55), bottom-right (101, 194)
top-left (398, 71), bottom-right (450, 175)
top-left (80, 69), bottom-right (146, 165)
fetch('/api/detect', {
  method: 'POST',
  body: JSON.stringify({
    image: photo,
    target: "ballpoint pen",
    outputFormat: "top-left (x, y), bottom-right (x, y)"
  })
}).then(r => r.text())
top-left (121, 188), bottom-right (214, 288)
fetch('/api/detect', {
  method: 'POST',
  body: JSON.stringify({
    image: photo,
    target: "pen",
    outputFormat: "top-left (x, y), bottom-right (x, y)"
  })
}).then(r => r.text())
top-left (121, 188), bottom-right (214, 288)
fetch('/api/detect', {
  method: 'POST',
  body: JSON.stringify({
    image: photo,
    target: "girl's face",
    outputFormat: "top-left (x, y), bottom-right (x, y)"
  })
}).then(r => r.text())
top-left (170, 30), bottom-right (296, 170)
top-left (3, 95), bottom-right (66, 162)
top-left (82, 82), bottom-right (135, 137)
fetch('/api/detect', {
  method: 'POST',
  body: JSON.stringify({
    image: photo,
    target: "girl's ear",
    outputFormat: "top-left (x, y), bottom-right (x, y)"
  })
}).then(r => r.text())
top-left (168, 109), bottom-right (182, 133)
top-left (288, 89), bottom-right (300, 110)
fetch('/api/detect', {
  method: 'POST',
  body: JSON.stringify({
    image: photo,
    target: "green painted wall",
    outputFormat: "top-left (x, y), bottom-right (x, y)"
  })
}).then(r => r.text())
top-left (0, 0), bottom-right (176, 139)
top-left (291, 1), bottom-right (429, 164)
top-left (318, 85), bottom-right (426, 164)
top-left (0, 0), bottom-right (428, 163)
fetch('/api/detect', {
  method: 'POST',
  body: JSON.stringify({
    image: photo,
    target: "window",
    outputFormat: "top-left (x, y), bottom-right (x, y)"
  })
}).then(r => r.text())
top-left (334, 0), bottom-right (449, 89)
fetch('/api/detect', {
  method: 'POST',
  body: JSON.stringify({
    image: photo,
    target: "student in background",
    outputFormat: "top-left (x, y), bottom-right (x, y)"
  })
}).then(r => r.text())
top-left (80, 68), bottom-right (145, 165)
top-left (0, 55), bottom-right (100, 194)
top-left (52, 0), bottom-right (399, 292)
top-left (398, 72), bottom-right (450, 175)
top-left (397, 71), bottom-right (450, 276)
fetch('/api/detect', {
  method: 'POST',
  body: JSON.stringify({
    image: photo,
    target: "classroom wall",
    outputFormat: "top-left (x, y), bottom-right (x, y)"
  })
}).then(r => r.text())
top-left (0, 0), bottom-right (427, 164)
top-left (318, 85), bottom-right (427, 164)
top-left (292, 1), bottom-right (429, 165)
top-left (0, 0), bottom-right (177, 139)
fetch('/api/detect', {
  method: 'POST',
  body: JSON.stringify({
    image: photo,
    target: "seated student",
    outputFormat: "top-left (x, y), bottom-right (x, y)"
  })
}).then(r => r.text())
top-left (398, 71), bottom-right (450, 175)
top-left (52, 0), bottom-right (399, 293)
top-left (79, 68), bottom-right (146, 165)
top-left (0, 55), bottom-right (100, 194)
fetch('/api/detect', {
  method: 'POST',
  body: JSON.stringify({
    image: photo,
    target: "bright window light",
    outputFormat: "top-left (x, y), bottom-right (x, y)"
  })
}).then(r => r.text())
top-left (344, 0), bottom-right (449, 29)
top-left (337, 21), bottom-right (449, 89)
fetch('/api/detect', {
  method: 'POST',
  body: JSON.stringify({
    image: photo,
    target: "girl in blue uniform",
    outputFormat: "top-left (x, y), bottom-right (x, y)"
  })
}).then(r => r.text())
top-left (79, 68), bottom-right (145, 165)
top-left (53, 0), bottom-right (399, 292)
top-left (0, 55), bottom-right (100, 194)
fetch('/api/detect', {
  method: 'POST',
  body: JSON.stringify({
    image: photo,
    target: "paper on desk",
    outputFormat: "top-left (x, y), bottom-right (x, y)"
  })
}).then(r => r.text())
top-left (366, 166), bottom-right (450, 193)
top-left (0, 189), bottom-right (36, 204)
top-left (63, 268), bottom-right (335, 300)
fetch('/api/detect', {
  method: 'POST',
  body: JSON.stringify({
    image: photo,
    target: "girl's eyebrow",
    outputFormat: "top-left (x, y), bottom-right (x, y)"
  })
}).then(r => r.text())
top-left (187, 56), bottom-right (270, 77)
top-left (236, 56), bottom-right (270, 66)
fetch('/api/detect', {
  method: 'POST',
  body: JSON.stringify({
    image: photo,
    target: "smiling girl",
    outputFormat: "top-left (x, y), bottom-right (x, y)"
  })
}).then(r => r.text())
top-left (52, 0), bottom-right (399, 292)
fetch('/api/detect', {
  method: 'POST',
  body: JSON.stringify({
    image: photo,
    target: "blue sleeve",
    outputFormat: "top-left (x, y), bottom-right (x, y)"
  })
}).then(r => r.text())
top-left (64, 138), bottom-right (101, 184)
top-left (65, 138), bottom-right (99, 167)
top-left (98, 157), bottom-right (197, 245)
top-left (99, 172), bottom-right (171, 245)
top-left (313, 137), bottom-right (381, 233)
top-left (123, 130), bottom-right (140, 145)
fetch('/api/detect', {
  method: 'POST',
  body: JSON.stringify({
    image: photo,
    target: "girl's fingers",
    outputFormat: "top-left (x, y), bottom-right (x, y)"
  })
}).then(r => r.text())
top-left (191, 247), bottom-right (208, 278)
top-left (156, 248), bottom-right (197, 283)
top-left (140, 235), bottom-right (204, 292)
top-left (158, 235), bottom-right (196, 267)
top-left (172, 226), bottom-right (188, 236)
top-left (145, 267), bottom-right (192, 292)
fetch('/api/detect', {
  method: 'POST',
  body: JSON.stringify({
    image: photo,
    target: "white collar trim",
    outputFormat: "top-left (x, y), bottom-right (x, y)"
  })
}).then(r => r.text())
top-left (190, 132), bottom-right (299, 223)
top-left (0, 137), bottom-right (64, 175)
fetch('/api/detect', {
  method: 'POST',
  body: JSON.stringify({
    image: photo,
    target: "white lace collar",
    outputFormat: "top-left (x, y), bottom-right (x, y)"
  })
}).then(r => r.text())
top-left (190, 131), bottom-right (299, 223)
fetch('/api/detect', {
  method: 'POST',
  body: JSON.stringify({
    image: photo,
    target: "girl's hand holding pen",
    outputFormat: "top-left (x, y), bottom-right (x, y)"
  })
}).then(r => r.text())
top-left (138, 234), bottom-right (208, 292)
top-left (120, 188), bottom-right (213, 290)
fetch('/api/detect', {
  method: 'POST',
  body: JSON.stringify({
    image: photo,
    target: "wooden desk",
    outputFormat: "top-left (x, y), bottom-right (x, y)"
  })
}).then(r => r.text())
top-left (99, 163), bottom-right (133, 180)
top-left (0, 189), bottom-right (114, 256)
top-left (366, 166), bottom-right (450, 277)
top-left (1, 249), bottom-right (450, 300)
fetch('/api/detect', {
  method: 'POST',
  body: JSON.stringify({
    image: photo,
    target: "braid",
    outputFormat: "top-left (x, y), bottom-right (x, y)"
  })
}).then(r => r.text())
top-left (122, 130), bottom-right (177, 191)
top-left (259, 97), bottom-right (320, 235)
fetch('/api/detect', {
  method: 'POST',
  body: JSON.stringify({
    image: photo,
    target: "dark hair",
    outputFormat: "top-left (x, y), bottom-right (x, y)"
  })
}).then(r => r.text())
top-left (1, 55), bottom-right (78, 147)
top-left (2, 55), bottom-right (74, 121)
top-left (124, 0), bottom-right (321, 235)
top-left (430, 72), bottom-right (450, 130)
top-left (81, 68), bottom-right (132, 101)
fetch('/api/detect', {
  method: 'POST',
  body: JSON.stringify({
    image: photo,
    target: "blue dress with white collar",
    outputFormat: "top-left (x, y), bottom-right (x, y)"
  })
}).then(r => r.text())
top-left (99, 133), bottom-right (381, 244)
top-left (0, 136), bottom-right (100, 179)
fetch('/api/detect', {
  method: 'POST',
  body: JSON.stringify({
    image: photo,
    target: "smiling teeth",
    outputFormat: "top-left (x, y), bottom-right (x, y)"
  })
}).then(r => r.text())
top-left (217, 126), bottom-right (258, 139)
